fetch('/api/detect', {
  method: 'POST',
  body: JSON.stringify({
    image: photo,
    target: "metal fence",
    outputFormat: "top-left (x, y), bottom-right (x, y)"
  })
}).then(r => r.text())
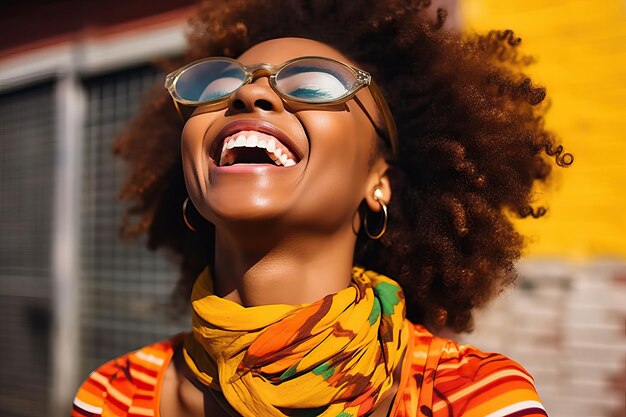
top-left (0, 82), bottom-right (56, 417)
top-left (79, 65), bottom-right (187, 375)
top-left (0, 65), bottom-right (188, 417)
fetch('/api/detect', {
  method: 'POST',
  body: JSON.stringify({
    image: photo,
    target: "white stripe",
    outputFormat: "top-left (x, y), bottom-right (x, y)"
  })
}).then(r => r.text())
top-left (130, 368), bottom-right (158, 386)
top-left (441, 345), bottom-right (459, 354)
top-left (73, 397), bottom-right (103, 414)
top-left (90, 371), bottom-right (110, 387)
top-left (413, 350), bottom-right (427, 359)
top-left (437, 356), bottom-right (469, 370)
top-left (484, 400), bottom-right (546, 417)
top-left (90, 372), bottom-right (132, 406)
top-left (135, 350), bottom-right (165, 366)
top-left (434, 369), bottom-right (536, 412)
top-left (128, 406), bottom-right (155, 416)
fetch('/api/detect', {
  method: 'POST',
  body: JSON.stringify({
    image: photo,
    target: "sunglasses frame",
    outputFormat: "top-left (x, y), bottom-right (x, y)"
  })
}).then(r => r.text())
top-left (165, 56), bottom-right (398, 157)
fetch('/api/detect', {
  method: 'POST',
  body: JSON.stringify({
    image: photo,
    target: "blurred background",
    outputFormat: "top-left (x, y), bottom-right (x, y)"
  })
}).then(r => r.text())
top-left (0, 1), bottom-right (624, 416)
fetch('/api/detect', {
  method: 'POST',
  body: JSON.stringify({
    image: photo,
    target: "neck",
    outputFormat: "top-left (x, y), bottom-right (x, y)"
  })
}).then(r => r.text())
top-left (212, 224), bottom-right (357, 306)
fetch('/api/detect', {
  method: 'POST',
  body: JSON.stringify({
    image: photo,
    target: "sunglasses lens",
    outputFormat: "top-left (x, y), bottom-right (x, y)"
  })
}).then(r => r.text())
top-left (175, 60), bottom-right (246, 103)
top-left (275, 58), bottom-right (360, 103)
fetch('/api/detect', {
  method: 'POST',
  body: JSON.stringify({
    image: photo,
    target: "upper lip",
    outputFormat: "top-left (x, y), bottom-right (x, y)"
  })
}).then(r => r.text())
top-left (210, 119), bottom-right (304, 163)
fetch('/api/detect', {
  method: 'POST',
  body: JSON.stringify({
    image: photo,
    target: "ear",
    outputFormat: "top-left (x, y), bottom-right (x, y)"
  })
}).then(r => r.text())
top-left (364, 158), bottom-right (391, 213)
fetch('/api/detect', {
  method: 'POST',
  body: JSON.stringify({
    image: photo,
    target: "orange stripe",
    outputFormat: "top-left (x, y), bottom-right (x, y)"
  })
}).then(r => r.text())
top-left (102, 399), bottom-right (126, 417)
top-left (90, 373), bottom-right (133, 407)
top-left (389, 321), bottom-right (415, 417)
top-left (458, 380), bottom-right (530, 407)
top-left (462, 389), bottom-right (543, 417)
top-left (132, 397), bottom-right (155, 410)
top-left (130, 361), bottom-right (160, 378)
top-left (75, 387), bottom-right (104, 410)
top-left (132, 353), bottom-right (164, 372)
top-left (73, 327), bottom-right (544, 417)
top-left (127, 405), bottom-right (155, 416)
top-left (129, 368), bottom-right (158, 386)
top-left (436, 356), bottom-right (470, 371)
top-left (248, 303), bottom-right (325, 356)
top-left (80, 379), bottom-right (107, 399)
top-left (433, 369), bottom-right (535, 412)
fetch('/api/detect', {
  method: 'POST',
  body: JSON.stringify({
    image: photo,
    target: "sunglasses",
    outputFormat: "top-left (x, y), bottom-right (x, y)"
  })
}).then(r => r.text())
top-left (164, 56), bottom-right (398, 156)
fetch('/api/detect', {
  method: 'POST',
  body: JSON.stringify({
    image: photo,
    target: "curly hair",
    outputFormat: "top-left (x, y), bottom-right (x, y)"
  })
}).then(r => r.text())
top-left (113, 0), bottom-right (573, 333)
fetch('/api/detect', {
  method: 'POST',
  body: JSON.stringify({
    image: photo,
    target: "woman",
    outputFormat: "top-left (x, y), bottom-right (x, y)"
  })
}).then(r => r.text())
top-left (72, 1), bottom-right (573, 416)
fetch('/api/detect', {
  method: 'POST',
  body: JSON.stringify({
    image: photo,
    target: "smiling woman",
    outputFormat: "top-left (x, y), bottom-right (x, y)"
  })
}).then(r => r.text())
top-left (71, 1), bottom-right (573, 417)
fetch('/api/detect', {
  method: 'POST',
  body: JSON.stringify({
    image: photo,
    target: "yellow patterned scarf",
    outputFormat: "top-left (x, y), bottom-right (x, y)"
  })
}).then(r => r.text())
top-left (183, 265), bottom-right (408, 417)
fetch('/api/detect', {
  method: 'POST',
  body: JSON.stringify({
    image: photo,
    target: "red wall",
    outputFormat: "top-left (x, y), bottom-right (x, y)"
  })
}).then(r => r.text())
top-left (0, 0), bottom-right (196, 56)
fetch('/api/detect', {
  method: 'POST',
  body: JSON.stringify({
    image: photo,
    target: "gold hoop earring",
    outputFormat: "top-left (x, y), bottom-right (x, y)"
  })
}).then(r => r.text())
top-left (364, 188), bottom-right (388, 240)
top-left (182, 197), bottom-right (196, 232)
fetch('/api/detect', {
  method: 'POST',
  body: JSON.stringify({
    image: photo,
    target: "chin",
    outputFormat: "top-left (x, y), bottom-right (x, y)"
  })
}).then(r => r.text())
top-left (202, 193), bottom-right (291, 225)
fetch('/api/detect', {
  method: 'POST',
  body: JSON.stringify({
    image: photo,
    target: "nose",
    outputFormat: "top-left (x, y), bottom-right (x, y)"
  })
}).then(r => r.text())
top-left (228, 76), bottom-right (284, 113)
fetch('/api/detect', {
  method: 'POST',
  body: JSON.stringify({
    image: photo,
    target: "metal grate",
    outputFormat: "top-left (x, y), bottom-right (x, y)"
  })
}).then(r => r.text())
top-left (0, 82), bottom-right (55, 417)
top-left (79, 65), bottom-right (188, 375)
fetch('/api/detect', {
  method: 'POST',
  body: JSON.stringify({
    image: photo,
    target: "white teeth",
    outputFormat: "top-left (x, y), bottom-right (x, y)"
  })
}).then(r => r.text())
top-left (245, 135), bottom-right (258, 147)
top-left (268, 152), bottom-right (281, 166)
top-left (235, 135), bottom-right (246, 147)
top-left (218, 132), bottom-right (299, 167)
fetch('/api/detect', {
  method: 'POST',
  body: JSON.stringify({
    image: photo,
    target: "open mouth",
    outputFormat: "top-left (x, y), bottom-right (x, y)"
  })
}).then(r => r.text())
top-left (217, 130), bottom-right (300, 167)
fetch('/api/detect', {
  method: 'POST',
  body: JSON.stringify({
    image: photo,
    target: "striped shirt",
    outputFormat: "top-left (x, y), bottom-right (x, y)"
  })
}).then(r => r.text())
top-left (72, 323), bottom-right (547, 417)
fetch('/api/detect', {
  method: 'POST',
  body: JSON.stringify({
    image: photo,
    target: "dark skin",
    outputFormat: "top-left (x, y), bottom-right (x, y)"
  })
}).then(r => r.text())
top-left (115, 0), bottom-right (574, 340)
top-left (159, 37), bottom-right (407, 417)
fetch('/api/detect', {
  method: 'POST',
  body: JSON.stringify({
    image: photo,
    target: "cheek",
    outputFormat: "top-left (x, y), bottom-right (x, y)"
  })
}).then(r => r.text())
top-left (180, 113), bottom-right (217, 198)
top-left (303, 108), bottom-right (375, 175)
top-left (298, 109), bottom-right (376, 213)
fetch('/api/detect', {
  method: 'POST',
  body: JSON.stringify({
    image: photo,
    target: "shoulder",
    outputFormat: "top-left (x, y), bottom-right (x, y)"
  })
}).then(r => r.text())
top-left (71, 333), bottom-right (186, 417)
top-left (397, 323), bottom-right (547, 417)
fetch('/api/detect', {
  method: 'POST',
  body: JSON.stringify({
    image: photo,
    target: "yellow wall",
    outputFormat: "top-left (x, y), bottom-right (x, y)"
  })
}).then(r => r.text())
top-left (459, 0), bottom-right (626, 260)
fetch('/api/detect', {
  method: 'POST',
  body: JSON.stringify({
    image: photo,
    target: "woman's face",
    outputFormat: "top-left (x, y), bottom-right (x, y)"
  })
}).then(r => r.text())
top-left (181, 37), bottom-right (388, 235)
